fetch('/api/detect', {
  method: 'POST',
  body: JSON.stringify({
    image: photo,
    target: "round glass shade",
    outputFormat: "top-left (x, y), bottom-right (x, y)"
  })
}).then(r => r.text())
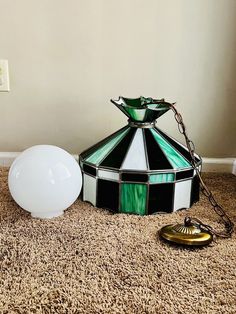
top-left (8, 145), bottom-right (82, 218)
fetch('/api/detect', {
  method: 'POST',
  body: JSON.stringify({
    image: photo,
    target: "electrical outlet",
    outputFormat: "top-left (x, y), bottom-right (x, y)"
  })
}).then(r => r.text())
top-left (0, 60), bottom-right (10, 92)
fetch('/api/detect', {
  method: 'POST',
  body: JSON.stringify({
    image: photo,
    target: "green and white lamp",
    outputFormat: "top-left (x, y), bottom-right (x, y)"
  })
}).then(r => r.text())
top-left (79, 96), bottom-right (202, 215)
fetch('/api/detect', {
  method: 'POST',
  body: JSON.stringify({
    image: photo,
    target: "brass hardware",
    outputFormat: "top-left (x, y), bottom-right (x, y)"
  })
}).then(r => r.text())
top-left (159, 221), bottom-right (213, 246)
top-left (155, 101), bottom-right (234, 246)
top-left (128, 119), bottom-right (155, 128)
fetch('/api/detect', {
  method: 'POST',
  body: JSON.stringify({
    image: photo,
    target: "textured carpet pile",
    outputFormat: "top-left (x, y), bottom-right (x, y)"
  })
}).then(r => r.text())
top-left (0, 167), bottom-right (236, 314)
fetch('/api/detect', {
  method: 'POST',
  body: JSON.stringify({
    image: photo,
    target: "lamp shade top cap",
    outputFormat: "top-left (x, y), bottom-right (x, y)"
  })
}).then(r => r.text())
top-left (111, 96), bottom-right (172, 122)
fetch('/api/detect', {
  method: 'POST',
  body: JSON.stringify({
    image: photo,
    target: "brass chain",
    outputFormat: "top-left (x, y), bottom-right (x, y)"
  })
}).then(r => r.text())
top-left (150, 101), bottom-right (234, 238)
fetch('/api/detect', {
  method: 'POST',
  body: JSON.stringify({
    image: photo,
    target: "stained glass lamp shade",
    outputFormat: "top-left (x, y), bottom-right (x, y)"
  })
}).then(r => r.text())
top-left (79, 97), bottom-right (202, 215)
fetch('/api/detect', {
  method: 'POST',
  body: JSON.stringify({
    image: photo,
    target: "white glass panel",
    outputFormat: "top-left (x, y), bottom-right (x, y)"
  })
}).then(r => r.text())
top-left (83, 174), bottom-right (97, 206)
top-left (173, 180), bottom-right (191, 211)
top-left (116, 97), bottom-right (125, 105)
top-left (98, 170), bottom-right (119, 181)
top-left (121, 129), bottom-right (148, 170)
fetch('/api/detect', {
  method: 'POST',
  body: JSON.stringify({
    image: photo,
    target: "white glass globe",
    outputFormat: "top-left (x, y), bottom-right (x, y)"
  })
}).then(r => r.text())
top-left (8, 145), bottom-right (82, 219)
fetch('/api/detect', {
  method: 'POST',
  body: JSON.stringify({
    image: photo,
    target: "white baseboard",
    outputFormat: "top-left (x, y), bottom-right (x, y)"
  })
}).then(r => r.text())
top-left (232, 159), bottom-right (236, 175)
top-left (201, 157), bottom-right (235, 174)
top-left (0, 153), bottom-right (235, 175)
top-left (0, 152), bottom-right (20, 167)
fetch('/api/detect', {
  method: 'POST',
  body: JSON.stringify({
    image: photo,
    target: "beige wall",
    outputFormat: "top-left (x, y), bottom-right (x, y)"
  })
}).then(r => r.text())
top-left (0, 0), bottom-right (235, 157)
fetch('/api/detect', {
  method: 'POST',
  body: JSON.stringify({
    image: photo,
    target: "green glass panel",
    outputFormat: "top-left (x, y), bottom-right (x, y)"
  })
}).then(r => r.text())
top-left (86, 128), bottom-right (129, 165)
top-left (120, 183), bottom-right (147, 215)
top-left (122, 97), bottom-right (142, 108)
top-left (150, 129), bottom-right (191, 168)
top-left (149, 173), bottom-right (175, 183)
top-left (112, 97), bottom-right (171, 122)
top-left (123, 96), bottom-right (170, 109)
top-left (125, 107), bottom-right (146, 122)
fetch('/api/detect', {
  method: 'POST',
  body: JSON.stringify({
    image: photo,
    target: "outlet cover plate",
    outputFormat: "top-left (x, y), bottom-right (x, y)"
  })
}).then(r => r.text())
top-left (0, 60), bottom-right (10, 92)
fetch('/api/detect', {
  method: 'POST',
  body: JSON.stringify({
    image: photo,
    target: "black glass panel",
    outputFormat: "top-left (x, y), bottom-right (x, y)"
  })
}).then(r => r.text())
top-left (122, 97), bottom-right (142, 107)
top-left (148, 183), bottom-right (174, 214)
top-left (190, 176), bottom-right (200, 206)
top-left (83, 164), bottom-right (96, 176)
top-left (97, 179), bottom-right (119, 212)
top-left (156, 128), bottom-right (200, 163)
top-left (144, 129), bottom-right (173, 170)
top-left (176, 169), bottom-right (194, 181)
top-left (121, 173), bottom-right (148, 182)
top-left (100, 128), bottom-right (136, 169)
top-left (80, 178), bottom-right (84, 200)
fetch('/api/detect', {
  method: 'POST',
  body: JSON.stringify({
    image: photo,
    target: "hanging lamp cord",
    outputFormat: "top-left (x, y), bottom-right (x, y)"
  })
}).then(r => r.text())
top-left (147, 100), bottom-right (234, 238)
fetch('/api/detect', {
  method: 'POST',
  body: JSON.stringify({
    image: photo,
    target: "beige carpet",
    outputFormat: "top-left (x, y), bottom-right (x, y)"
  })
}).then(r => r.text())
top-left (0, 167), bottom-right (236, 314)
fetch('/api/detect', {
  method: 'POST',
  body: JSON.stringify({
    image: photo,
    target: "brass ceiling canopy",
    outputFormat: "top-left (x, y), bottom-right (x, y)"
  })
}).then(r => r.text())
top-left (159, 219), bottom-right (213, 246)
